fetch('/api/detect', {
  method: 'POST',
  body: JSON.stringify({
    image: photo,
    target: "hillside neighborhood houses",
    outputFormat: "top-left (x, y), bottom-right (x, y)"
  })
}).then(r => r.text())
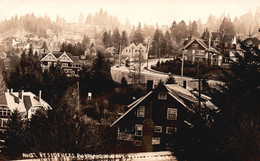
top-left (182, 28), bottom-right (239, 67)
top-left (40, 51), bottom-right (82, 76)
top-left (111, 81), bottom-right (218, 152)
top-left (0, 90), bottom-right (52, 132)
top-left (122, 43), bottom-right (148, 62)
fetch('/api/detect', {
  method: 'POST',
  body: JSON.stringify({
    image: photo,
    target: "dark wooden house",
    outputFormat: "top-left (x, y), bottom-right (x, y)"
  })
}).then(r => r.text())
top-left (111, 82), bottom-right (218, 152)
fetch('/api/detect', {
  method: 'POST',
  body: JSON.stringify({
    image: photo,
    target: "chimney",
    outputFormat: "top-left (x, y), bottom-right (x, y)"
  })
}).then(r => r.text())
top-left (183, 80), bottom-right (188, 89)
top-left (19, 90), bottom-right (24, 101)
top-left (147, 80), bottom-right (154, 92)
top-left (39, 90), bottom-right (42, 103)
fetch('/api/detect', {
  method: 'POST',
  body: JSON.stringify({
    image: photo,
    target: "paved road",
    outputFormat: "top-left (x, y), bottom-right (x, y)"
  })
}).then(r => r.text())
top-left (111, 58), bottom-right (222, 88)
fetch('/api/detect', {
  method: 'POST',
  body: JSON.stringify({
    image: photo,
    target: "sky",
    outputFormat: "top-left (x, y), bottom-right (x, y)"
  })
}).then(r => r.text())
top-left (0, 0), bottom-right (259, 26)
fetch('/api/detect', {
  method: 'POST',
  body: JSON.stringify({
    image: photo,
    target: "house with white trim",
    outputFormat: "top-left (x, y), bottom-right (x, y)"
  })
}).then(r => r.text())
top-left (0, 89), bottom-right (52, 133)
top-left (122, 43), bottom-right (147, 62)
top-left (111, 81), bottom-right (218, 152)
top-left (40, 51), bottom-right (82, 76)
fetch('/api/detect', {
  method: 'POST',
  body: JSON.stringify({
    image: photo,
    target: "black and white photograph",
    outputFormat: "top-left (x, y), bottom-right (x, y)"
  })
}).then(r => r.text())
top-left (0, 0), bottom-right (260, 160)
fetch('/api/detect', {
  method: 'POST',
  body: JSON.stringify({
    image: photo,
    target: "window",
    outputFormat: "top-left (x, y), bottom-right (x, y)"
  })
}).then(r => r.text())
top-left (0, 119), bottom-right (8, 127)
top-left (166, 127), bottom-right (177, 134)
top-left (192, 43), bottom-right (198, 48)
top-left (167, 108), bottom-right (177, 120)
top-left (154, 126), bottom-right (162, 133)
top-left (137, 106), bottom-right (145, 117)
top-left (135, 124), bottom-right (143, 136)
top-left (225, 43), bottom-right (228, 47)
top-left (158, 92), bottom-right (167, 100)
top-left (134, 140), bottom-right (142, 146)
top-left (62, 63), bottom-right (68, 67)
top-left (152, 137), bottom-right (160, 145)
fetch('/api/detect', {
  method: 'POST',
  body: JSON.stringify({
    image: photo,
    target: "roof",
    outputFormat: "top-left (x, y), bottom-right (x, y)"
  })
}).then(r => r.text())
top-left (182, 37), bottom-right (208, 50)
top-left (1, 91), bottom-right (52, 114)
top-left (242, 37), bottom-right (260, 46)
top-left (223, 34), bottom-right (235, 43)
top-left (111, 83), bottom-right (219, 127)
top-left (0, 94), bottom-right (7, 105)
top-left (110, 91), bottom-right (153, 127)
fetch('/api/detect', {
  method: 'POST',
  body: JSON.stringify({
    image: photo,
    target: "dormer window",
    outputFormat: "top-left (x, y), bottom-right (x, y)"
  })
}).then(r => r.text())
top-left (158, 92), bottom-right (167, 100)
top-left (137, 106), bottom-right (145, 117)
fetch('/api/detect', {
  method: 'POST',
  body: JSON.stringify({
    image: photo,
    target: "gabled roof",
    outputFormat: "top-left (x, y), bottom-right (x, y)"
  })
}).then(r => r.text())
top-left (1, 91), bottom-right (52, 114)
top-left (223, 34), bottom-right (235, 43)
top-left (110, 91), bottom-right (153, 127)
top-left (40, 52), bottom-right (58, 62)
top-left (111, 83), bottom-right (219, 127)
top-left (242, 37), bottom-right (260, 46)
top-left (182, 37), bottom-right (208, 50)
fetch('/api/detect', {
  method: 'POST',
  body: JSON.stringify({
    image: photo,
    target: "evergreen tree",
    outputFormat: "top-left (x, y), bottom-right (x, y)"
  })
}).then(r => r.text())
top-left (189, 21), bottom-right (200, 37)
top-left (211, 39), bottom-right (260, 160)
top-left (102, 31), bottom-right (112, 48)
top-left (219, 17), bottom-right (236, 35)
top-left (170, 20), bottom-right (177, 41)
top-left (112, 27), bottom-right (121, 53)
top-left (41, 41), bottom-right (48, 53)
top-left (132, 22), bottom-right (144, 44)
top-left (3, 110), bottom-right (25, 158)
top-left (82, 35), bottom-right (90, 49)
top-left (121, 30), bottom-right (129, 48)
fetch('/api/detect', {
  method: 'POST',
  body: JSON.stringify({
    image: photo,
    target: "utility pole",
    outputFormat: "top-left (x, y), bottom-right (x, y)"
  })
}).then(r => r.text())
top-left (197, 58), bottom-right (201, 114)
top-left (119, 43), bottom-right (122, 67)
top-left (146, 39), bottom-right (150, 68)
top-left (77, 81), bottom-right (80, 110)
top-left (181, 49), bottom-right (184, 79)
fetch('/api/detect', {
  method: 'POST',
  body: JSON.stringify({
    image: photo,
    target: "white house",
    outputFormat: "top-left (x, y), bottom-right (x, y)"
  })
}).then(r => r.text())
top-left (40, 51), bottom-right (82, 76)
top-left (122, 43), bottom-right (147, 61)
top-left (0, 89), bottom-right (52, 132)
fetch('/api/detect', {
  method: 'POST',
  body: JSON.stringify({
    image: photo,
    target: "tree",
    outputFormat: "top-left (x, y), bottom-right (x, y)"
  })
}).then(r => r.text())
top-left (3, 110), bottom-right (25, 158)
top-left (112, 27), bottom-right (121, 53)
top-left (121, 30), bottom-right (129, 48)
top-left (189, 21), bottom-right (199, 37)
top-left (211, 39), bottom-right (260, 160)
top-left (41, 41), bottom-right (48, 53)
top-left (150, 29), bottom-right (164, 57)
top-left (219, 17), bottom-right (236, 35)
top-left (42, 63), bottom-right (69, 107)
top-left (132, 22), bottom-right (144, 44)
top-left (5, 50), bottom-right (43, 95)
top-left (170, 20), bottom-right (177, 41)
top-left (102, 31), bottom-right (112, 48)
top-left (82, 35), bottom-right (90, 49)
top-left (174, 20), bottom-right (189, 43)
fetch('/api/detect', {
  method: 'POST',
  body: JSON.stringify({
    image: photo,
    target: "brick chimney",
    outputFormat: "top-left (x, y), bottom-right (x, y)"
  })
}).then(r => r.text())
top-left (183, 80), bottom-right (188, 89)
top-left (19, 90), bottom-right (24, 101)
top-left (147, 80), bottom-right (154, 92)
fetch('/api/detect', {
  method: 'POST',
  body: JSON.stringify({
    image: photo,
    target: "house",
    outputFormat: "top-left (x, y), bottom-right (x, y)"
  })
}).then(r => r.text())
top-left (242, 37), bottom-right (260, 50)
top-left (111, 81), bottom-right (218, 152)
top-left (182, 37), bottom-right (222, 66)
top-left (0, 89), bottom-right (52, 132)
top-left (122, 43), bottom-right (147, 62)
top-left (40, 51), bottom-right (82, 77)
